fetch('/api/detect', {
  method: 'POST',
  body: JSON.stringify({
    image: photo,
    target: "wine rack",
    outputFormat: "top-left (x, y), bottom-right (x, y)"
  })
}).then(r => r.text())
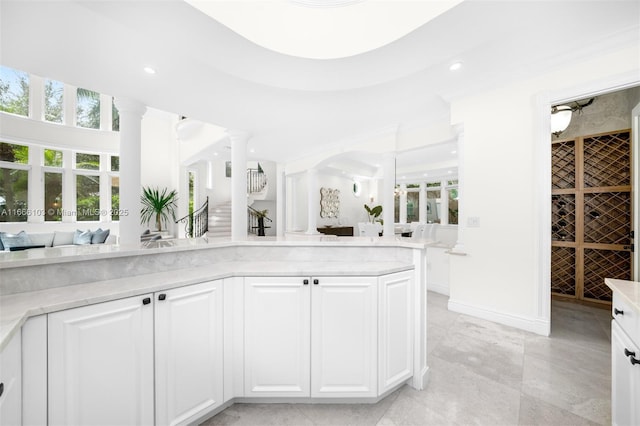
top-left (551, 129), bottom-right (632, 305)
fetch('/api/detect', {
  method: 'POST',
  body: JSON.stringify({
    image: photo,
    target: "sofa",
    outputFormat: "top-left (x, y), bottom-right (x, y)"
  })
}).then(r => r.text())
top-left (0, 228), bottom-right (116, 251)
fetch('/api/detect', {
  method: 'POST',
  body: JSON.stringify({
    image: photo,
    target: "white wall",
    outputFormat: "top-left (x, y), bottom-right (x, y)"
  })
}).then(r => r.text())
top-left (288, 172), bottom-right (374, 232)
top-left (448, 45), bottom-right (639, 335)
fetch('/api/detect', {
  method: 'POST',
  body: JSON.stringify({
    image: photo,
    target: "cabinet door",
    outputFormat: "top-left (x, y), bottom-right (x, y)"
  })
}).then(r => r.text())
top-left (311, 276), bottom-right (377, 398)
top-left (155, 280), bottom-right (224, 426)
top-left (611, 320), bottom-right (639, 426)
top-left (0, 330), bottom-right (21, 426)
top-left (379, 271), bottom-right (414, 394)
top-left (48, 295), bottom-right (154, 426)
top-left (244, 277), bottom-right (310, 397)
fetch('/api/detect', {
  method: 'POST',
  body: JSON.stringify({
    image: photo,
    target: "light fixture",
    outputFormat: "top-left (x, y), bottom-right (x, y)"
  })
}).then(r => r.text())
top-left (449, 61), bottom-right (462, 71)
top-left (550, 105), bottom-right (572, 136)
top-left (143, 66), bottom-right (156, 75)
top-left (451, 150), bottom-right (457, 154)
top-left (551, 98), bottom-right (595, 137)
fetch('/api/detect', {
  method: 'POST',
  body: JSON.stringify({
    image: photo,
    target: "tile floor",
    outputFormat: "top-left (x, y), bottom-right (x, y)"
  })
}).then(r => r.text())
top-left (202, 291), bottom-right (612, 425)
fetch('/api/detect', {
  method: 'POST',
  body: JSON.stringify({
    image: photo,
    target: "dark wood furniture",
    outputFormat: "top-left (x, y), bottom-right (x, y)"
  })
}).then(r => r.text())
top-left (317, 226), bottom-right (354, 237)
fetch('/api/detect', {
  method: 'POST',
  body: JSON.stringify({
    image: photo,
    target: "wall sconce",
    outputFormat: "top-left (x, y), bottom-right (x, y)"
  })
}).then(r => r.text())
top-left (551, 98), bottom-right (595, 137)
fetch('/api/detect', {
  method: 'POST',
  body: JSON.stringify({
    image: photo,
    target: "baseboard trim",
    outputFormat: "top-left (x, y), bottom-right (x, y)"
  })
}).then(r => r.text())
top-left (427, 282), bottom-right (449, 296)
top-left (448, 298), bottom-right (550, 336)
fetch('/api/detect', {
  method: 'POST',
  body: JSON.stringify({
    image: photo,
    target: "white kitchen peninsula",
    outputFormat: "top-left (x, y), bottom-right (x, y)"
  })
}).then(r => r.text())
top-left (0, 237), bottom-right (429, 426)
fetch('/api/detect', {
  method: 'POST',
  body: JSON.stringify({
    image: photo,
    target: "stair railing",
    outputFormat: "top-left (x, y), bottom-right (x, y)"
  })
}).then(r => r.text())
top-left (247, 166), bottom-right (267, 194)
top-left (247, 205), bottom-right (273, 236)
top-left (175, 197), bottom-right (208, 238)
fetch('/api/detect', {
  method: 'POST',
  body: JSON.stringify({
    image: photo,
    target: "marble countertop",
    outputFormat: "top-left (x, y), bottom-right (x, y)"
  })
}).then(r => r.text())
top-left (606, 278), bottom-right (640, 313)
top-left (0, 235), bottom-right (431, 269)
top-left (0, 260), bottom-right (413, 350)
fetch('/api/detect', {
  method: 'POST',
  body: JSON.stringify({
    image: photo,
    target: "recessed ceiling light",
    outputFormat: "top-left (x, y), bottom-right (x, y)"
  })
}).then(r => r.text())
top-left (213, 152), bottom-right (219, 156)
top-left (451, 150), bottom-right (457, 154)
top-left (143, 66), bottom-right (156, 75)
top-left (447, 170), bottom-right (453, 174)
top-left (249, 148), bottom-right (255, 153)
top-left (423, 173), bottom-right (428, 177)
top-left (449, 62), bottom-right (462, 71)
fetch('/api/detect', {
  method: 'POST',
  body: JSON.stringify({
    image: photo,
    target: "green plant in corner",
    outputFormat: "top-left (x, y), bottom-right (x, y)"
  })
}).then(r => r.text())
top-left (140, 186), bottom-right (178, 232)
top-left (364, 204), bottom-right (383, 223)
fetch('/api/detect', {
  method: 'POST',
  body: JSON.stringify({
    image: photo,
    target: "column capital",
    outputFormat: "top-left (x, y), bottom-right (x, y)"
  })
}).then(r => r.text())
top-left (113, 98), bottom-right (147, 118)
top-left (227, 130), bottom-right (251, 143)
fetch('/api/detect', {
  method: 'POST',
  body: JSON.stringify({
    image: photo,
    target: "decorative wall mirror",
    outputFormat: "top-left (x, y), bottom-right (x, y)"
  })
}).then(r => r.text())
top-left (320, 187), bottom-right (340, 218)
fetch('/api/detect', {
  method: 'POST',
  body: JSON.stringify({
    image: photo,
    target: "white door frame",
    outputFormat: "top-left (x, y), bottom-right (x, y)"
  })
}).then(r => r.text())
top-left (535, 71), bottom-right (640, 336)
top-left (632, 101), bottom-right (640, 280)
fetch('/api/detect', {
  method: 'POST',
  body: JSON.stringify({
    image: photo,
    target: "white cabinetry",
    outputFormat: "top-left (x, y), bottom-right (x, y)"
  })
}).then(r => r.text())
top-left (48, 294), bottom-right (155, 426)
top-left (311, 276), bottom-right (377, 398)
top-left (48, 280), bottom-right (224, 426)
top-left (378, 271), bottom-right (414, 394)
top-left (0, 330), bottom-right (22, 426)
top-left (244, 272), bottom-right (413, 399)
top-left (611, 292), bottom-right (640, 426)
top-left (155, 280), bottom-right (224, 425)
top-left (244, 276), bottom-right (311, 397)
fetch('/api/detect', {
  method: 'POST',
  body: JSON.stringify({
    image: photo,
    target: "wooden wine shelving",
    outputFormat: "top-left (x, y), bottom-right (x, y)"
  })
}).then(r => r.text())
top-left (551, 129), bottom-right (632, 305)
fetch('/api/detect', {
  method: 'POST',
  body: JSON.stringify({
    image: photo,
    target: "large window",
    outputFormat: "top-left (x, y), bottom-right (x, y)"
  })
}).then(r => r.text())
top-left (111, 176), bottom-right (119, 221)
top-left (44, 79), bottom-right (64, 123)
top-left (0, 66), bottom-right (29, 117)
top-left (76, 88), bottom-right (100, 129)
top-left (76, 152), bottom-right (99, 170)
top-left (44, 172), bottom-right (62, 221)
top-left (76, 174), bottom-right (100, 221)
top-left (0, 142), bottom-right (29, 222)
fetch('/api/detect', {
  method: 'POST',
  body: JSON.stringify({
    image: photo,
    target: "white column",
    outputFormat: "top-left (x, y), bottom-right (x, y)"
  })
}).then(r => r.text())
top-left (382, 154), bottom-right (395, 238)
top-left (306, 168), bottom-right (320, 234)
top-left (399, 183), bottom-right (407, 224)
top-left (419, 182), bottom-right (427, 223)
top-left (440, 179), bottom-right (449, 225)
top-left (452, 131), bottom-right (465, 253)
top-left (228, 130), bottom-right (249, 240)
top-left (276, 163), bottom-right (286, 237)
top-left (114, 98), bottom-right (146, 246)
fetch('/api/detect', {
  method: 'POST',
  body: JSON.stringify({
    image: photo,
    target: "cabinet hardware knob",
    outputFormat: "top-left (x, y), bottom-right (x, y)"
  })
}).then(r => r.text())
top-left (142, 297), bottom-right (151, 305)
top-left (313, 279), bottom-right (319, 285)
top-left (631, 356), bottom-right (640, 366)
top-left (303, 279), bottom-right (309, 285)
top-left (0, 382), bottom-right (3, 398)
top-left (614, 308), bottom-right (624, 316)
top-left (158, 294), bottom-right (166, 301)
top-left (624, 348), bottom-right (636, 358)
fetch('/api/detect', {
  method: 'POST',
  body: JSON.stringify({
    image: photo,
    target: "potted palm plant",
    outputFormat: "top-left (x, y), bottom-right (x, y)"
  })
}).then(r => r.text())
top-left (140, 186), bottom-right (178, 232)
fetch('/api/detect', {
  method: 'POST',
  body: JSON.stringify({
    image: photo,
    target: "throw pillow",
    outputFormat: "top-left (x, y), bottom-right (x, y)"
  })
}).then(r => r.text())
top-left (91, 228), bottom-right (110, 244)
top-left (0, 231), bottom-right (33, 251)
top-left (52, 231), bottom-right (75, 247)
top-left (73, 229), bottom-right (93, 245)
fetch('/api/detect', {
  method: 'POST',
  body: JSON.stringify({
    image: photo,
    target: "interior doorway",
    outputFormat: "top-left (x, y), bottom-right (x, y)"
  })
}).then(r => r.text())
top-left (550, 88), bottom-right (639, 307)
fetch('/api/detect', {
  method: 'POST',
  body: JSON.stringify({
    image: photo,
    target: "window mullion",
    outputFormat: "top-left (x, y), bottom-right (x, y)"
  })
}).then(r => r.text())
top-left (28, 145), bottom-right (44, 223)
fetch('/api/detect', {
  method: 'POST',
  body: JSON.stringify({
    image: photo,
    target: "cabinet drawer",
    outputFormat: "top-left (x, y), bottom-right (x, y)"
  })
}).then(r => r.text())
top-left (612, 292), bottom-right (639, 342)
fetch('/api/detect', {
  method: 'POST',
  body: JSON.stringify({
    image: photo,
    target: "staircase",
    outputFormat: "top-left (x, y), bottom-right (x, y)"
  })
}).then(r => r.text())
top-left (206, 201), bottom-right (232, 239)
top-left (205, 166), bottom-right (269, 239)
